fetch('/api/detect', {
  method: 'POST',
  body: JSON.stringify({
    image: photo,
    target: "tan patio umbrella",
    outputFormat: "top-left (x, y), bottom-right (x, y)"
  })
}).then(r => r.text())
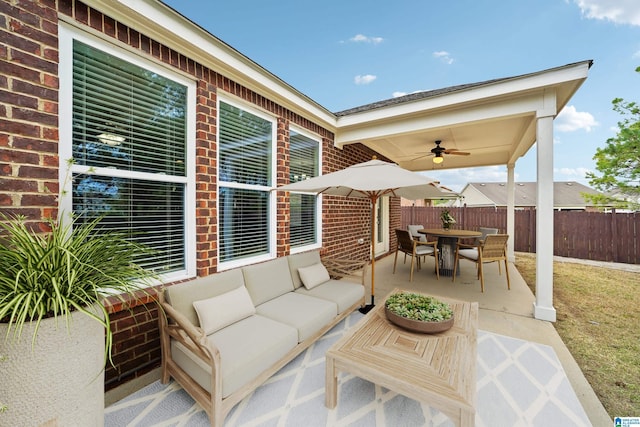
top-left (277, 158), bottom-right (458, 313)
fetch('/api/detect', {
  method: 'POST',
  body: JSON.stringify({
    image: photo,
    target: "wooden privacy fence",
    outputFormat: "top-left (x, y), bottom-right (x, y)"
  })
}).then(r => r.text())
top-left (401, 206), bottom-right (640, 265)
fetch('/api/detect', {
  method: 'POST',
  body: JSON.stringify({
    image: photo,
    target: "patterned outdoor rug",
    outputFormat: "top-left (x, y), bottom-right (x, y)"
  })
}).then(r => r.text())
top-left (105, 312), bottom-right (591, 426)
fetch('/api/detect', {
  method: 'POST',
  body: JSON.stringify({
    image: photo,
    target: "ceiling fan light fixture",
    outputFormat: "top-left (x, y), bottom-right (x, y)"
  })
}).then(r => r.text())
top-left (432, 154), bottom-right (444, 164)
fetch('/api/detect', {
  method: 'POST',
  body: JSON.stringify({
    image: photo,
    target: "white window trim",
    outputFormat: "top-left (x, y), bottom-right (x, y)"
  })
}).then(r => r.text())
top-left (217, 95), bottom-right (278, 271)
top-left (288, 125), bottom-right (323, 254)
top-left (58, 22), bottom-right (197, 283)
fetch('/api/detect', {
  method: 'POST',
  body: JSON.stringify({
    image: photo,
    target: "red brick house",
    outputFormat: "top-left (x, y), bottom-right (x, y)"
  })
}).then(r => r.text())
top-left (1, 0), bottom-right (590, 392)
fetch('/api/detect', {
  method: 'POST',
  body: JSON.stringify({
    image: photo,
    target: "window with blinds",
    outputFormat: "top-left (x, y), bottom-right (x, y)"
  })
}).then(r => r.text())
top-left (71, 40), bottom-right (188, 274)
top-left (289, 130), bottom-right (320, 248)
top-left (218, 101), bottom-right (275, 264)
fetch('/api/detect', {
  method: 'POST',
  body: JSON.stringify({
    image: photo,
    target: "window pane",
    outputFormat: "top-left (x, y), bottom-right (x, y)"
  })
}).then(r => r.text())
top-left (290, 193), bottom-right (316, 246)
top-left (72, 40), bottom-right (187, 177)
top-left (218, 187), bottom-right (270, 262)
top-left (289, 131), bottom-right (319, 181)
top-left (73, 174), bottom-right (186, 273)
top-left (219, 101), bottom-right (272, 186)
top-left (71, 40), bottom-right (189, 276)
top-left (289, 130), bottom-right (319, 248)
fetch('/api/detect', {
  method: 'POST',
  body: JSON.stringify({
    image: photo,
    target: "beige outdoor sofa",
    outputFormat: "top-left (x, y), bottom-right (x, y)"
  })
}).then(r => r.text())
top-left (158, 250), bottom-right (367, 427)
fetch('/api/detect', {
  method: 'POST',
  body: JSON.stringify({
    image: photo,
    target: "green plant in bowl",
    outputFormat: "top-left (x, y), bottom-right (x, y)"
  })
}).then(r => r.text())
top-left (385, 292), bottom-right (453, 322)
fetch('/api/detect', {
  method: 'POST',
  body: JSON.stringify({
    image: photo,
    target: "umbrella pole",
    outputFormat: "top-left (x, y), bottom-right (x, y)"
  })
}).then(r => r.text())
top-left (359, 196), bottom-right (377, 314)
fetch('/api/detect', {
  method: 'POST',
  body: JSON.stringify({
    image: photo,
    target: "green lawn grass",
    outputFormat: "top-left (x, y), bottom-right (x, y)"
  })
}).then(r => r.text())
top-left (515, 253), bottom-right (640, 418)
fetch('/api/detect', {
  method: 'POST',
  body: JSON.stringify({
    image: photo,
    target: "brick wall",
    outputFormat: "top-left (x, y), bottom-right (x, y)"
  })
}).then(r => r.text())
top-left (1, 0), bottom-right (392, 391)
top-left (0, 0), bottom-right (60, 228)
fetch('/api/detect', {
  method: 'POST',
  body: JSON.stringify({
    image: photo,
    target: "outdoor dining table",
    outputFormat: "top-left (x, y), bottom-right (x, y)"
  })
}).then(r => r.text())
top-left (418, 228), bottom-right (482, 277)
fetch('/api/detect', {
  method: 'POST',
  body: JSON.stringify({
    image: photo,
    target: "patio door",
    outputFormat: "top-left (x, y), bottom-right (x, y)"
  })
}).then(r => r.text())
top-left (374, 197), bottom-right (389, 257)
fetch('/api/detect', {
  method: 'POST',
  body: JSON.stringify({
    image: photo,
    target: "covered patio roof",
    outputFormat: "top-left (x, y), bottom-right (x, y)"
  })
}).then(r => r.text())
top-left (333, 60), bottom-right (592, 172)
top-left (331, 60), bottom-right (593, 324)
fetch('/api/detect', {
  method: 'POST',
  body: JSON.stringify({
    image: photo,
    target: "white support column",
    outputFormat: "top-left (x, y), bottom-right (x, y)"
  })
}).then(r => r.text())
top-left (506, 163), bottom-right (515, 262)
top-left (534, 98), bottom-right (557, 322)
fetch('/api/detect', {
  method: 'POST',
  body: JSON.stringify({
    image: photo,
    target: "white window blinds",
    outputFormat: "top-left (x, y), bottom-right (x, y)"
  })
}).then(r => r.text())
top-left (218, 101), bottom-right (274, 263)
top-left (71, 40), bottom-right (188, 274)
top-left (289, 130), bottom-right (319, 248)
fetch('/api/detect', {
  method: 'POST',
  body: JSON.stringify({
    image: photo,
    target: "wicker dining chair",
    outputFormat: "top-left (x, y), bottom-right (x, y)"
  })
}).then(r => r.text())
top-left (407, 224), bottom-right (427, 242)
top-left (452, 233), bottom-right (510, 292)
top-left (393, 229), bottom-right (439, 282)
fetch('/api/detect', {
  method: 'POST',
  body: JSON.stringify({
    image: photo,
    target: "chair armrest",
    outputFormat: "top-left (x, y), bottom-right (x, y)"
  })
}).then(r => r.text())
top-left (321, 257), bottom-right (369, 287)
top-left (160, 297), bottom-right (221, 365)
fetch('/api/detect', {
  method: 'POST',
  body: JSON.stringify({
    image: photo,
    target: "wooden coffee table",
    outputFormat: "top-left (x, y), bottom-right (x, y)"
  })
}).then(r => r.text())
top-left (325, 289), bottom-right (478, 426)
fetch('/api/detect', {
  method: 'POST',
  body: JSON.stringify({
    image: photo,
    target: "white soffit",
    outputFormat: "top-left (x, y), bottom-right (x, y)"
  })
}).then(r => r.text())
top-left (333, 61), bottom-right (591, 172)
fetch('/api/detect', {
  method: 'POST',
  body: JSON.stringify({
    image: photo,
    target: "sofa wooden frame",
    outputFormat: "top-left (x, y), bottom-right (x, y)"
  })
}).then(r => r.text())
top-left (158, 257), bottom-right (367, 427)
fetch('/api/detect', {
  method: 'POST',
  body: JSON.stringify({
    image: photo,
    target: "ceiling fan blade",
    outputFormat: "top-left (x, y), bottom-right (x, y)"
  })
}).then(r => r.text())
top-left (410, 153), bottom-right (434, 161)
top-left (444, 150), bottom-right (470, 156)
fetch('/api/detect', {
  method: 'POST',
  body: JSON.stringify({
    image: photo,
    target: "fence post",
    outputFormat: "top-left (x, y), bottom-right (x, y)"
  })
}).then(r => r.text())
top-left (611, 211), bottom-right (618, 263)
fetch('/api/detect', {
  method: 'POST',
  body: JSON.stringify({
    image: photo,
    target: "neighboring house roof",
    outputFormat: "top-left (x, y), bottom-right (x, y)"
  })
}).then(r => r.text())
top-left (460, 182), bottom-right (602, 209)
top-left (607, 189), bottom-right (640, 204)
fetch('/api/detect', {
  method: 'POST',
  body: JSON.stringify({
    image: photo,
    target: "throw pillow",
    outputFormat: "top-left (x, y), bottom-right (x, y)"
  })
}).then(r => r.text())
top-left (193, 286), bottom-right (256, 335)
top-left (298, 263), bottom-right (330, 290)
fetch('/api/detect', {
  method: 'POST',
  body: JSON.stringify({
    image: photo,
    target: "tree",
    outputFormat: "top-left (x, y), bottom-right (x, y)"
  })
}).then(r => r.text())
top-left (584, 66), bottom-right (640, 210)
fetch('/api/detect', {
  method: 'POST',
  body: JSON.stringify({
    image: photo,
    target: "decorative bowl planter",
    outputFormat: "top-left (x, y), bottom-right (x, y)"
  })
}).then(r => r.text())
top-left (384, 292), bottom-right (454, 334)
top-left (385, 307), bottom-right (454, 333)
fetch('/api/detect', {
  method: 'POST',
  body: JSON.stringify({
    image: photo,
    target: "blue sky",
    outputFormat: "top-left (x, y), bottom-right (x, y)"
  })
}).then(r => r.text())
top-left (163, 0), bottom-right (640, 191)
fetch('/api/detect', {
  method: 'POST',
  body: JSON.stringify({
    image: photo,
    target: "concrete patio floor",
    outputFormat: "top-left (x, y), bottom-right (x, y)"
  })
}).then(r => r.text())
top-left (369, 252), bottom-right (611, 427)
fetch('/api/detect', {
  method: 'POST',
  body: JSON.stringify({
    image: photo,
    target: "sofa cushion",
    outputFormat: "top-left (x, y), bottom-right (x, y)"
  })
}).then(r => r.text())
top-left (298, 263), bottom-right (330, 290)
top-left (242, 257), bottom-right (295, 306)
top-left (164, 269), bottom-right (245, 327)
top-left (193, 286), bottom-right (256, 335)
top-left (256, 293), bottom-right (337, 342)
top-left (171, 314), bottom-right (297, 398)
top-left (295, 279), bottom-right (364, 314)
top-left (287, 250), bottom-right (322, 289)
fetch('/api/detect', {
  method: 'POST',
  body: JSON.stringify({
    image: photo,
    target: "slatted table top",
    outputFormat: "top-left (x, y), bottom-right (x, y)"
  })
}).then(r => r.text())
top-left (419, 228), bottom-right (482, 239)
top-left (325, 289), bottom-right (478, 426)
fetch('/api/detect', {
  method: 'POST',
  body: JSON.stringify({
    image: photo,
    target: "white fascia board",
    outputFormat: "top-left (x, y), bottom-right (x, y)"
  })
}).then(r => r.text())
top-left (336, 94), bottom-right (542, 147)
top-left (86, 0), bottom-right (337, 130)
top-left (335, 61), bottom-right (590, 129)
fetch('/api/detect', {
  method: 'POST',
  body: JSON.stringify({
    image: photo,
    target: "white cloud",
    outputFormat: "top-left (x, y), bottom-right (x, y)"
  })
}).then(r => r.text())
top-left (354, 74), bottom-right (377, 85)
top-left (349, 34), bottom-right (384, 44)
top-left (392, 89), bottom-right (426, 98)
top-left (555, 105), bottom-right (599, 132)
top-left (573, 0), bottom-right (640, 26)
top-left (633, 50), bottom-right (640, 58)
top-left (554, 167), bottom-right (593, 184)
top-left (433, 51), bottom-right (454, 65)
